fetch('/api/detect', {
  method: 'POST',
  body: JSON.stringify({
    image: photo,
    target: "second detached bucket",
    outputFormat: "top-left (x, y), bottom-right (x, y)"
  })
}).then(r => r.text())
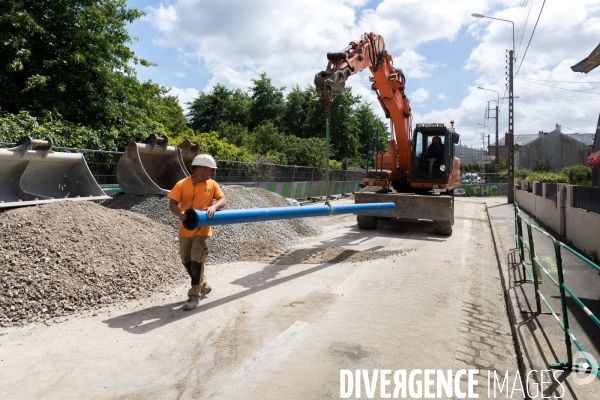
top-left (117, 134), bottom-right (189, 196)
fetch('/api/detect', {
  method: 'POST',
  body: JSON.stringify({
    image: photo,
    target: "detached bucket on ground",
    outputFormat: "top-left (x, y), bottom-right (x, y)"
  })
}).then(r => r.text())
top-left (178, 139), bottom-right (200, 174)
top-left (117, 134), bottom-right (189, 196)
top-left (0, 137), bottom-right (110, 208)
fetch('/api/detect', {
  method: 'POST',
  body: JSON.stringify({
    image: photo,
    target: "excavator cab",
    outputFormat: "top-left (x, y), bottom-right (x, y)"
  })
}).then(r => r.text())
top-left (411, 123), bottom-right (460, 189)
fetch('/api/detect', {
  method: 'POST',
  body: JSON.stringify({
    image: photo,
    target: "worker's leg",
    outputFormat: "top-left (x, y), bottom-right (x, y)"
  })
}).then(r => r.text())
top-left (183, 236), bottom-right (210, 311)
top-left (190, 236), bottom-right (211, 295)
top-left (179, 237), bottom-right (196, 301)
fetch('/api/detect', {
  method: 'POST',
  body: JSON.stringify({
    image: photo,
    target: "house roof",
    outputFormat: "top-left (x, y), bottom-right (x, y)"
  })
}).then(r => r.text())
top-left (571, 43), bottom-right (600, 73)
top-left (491, 133), bottom-right (596, 147)
top-left (491, 134), bottom-right (540, 147)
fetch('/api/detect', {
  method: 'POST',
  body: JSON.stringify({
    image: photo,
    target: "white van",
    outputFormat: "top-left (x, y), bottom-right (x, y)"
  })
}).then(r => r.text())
top-left (462, 173), bottom-right (481, 183)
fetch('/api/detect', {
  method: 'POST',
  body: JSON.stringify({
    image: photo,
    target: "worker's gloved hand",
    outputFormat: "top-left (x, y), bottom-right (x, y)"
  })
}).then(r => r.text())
top-left (205, 205), bottom-right (218, 218)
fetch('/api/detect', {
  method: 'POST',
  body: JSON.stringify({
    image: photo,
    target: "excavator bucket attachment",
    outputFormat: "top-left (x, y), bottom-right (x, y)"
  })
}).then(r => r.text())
top-left (178, 139), bottom-right (200, 174)
top-left (117, 134), bottom-right (189, 196)
top-left (0, 137), bottom-right (110, 208)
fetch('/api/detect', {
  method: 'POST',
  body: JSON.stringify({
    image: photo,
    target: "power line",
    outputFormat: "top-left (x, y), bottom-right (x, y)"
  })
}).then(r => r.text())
top-left (514, 0), bottom-right (535, 61)
top-left (517, 79), bottom-right (600, 94)
top-left (515, 105), bottom-right (585, 132)
top-left (514, 0), bottom-right (546, 77)
top-left (516, 77), bottom-right (600, 84)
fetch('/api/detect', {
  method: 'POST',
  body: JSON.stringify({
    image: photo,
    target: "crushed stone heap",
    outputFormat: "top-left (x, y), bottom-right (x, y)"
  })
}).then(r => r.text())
top-left (103, 185), bottom-right (323, 264)
top-left (0, 202), bottom-right (183, 328)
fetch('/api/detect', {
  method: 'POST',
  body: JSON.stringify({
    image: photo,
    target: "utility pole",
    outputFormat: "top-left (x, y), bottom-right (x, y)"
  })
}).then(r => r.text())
top-left (507, 49), bottom-right (515, 203)
top-left (494, 103), bottom-right (499, 168)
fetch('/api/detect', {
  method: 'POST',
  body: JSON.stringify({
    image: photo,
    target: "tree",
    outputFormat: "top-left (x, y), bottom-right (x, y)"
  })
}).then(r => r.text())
top-left (187, 84), bottom-right (251, 133)
top-left (0, 0), bottom-right (151, 129)
top-left (282, 85), bottom-right (311, 138)
top-left (248, 73), bottom-right (285, 130)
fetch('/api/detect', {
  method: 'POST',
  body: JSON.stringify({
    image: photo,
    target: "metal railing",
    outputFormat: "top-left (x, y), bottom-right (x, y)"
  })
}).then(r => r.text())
top-left (573, 186), bottom-right (600, 215)
top-left (514, 203), bottom-right (600, 380)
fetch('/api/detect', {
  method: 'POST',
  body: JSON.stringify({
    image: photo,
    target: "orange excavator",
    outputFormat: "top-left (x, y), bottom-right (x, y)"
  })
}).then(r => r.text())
top-left (315, 32), bottom-right (461, 235)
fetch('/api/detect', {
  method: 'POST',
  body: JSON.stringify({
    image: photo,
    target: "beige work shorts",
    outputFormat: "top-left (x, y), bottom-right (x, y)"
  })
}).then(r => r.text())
top-left (179, 236), bottom-right (209, 264)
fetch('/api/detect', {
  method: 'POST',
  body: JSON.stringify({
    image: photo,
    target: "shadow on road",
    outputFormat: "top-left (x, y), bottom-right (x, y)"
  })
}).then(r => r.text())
top-left (102, 259), bottom-right (341, 335)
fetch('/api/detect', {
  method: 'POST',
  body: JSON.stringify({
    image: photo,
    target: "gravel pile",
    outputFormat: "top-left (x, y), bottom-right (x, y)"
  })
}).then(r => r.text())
top-left (103, 185), bottom-right (322, 264)
top-left (0, 202), bottom-right (184, 328)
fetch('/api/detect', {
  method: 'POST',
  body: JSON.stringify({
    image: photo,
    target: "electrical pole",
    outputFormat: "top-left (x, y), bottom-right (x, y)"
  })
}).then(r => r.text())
top-left (508, 50), bottom-right (515, 203)
top-left (495, 103), bottom-right (499, 169)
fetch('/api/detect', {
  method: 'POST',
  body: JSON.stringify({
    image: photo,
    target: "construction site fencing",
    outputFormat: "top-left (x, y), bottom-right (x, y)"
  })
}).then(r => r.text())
top-left (0, 143), bottom-right (365, 198)
top-left (514, 203), bottom-right (600, 381)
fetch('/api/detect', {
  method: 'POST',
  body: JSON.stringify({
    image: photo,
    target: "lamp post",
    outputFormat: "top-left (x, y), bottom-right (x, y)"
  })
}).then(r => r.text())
top-left (477, 87), bottom-right (499, 168)
top-left (472, 13), bottom-right (515, 203)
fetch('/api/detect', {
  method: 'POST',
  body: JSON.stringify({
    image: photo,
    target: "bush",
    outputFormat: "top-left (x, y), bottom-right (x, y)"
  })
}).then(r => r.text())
top-left (525, 171), bottom-right (568, 183)
top-left (562, 164), bottom-right (592, 186)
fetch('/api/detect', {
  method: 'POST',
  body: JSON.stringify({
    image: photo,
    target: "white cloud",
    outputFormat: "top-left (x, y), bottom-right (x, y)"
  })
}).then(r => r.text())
top-left (174, 71), bottom-right (186, 78)
top-left (167, 86), bottom-right (200, 113)
top-left (438, 92), bottom-right (448, 100)
top-left (145, 4), bottom-right (178, 32)
top-left (410, 88), bottom-right (430, 103)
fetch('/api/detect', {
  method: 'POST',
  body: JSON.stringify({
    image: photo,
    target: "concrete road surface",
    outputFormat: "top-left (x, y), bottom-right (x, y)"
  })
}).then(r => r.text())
top-left (0, 199), bottom-right (521, 399)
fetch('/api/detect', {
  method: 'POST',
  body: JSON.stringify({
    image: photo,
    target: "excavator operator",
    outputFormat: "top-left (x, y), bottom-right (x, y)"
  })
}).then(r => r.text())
top-left (425, 136), bottom-right (444, 163)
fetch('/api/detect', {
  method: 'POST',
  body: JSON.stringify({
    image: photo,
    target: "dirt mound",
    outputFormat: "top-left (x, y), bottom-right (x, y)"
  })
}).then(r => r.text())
top-left (0, 202), bottom-right (183, 328)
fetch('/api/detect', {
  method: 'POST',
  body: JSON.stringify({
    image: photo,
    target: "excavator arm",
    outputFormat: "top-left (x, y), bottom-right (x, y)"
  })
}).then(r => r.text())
top-left (314, 32), bottom-right (413, 180)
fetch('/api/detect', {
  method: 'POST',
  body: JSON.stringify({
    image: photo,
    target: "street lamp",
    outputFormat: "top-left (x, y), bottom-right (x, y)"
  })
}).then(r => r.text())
top-left (472, 13), bottom-right (515, 203)
top-left (477, 87), bottom-right (499, 168)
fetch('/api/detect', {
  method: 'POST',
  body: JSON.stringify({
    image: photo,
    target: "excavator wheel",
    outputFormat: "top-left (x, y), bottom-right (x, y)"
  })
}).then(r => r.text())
top-left (433, 220), bottom-right (452, 236)
top-left (357, 215), bottom-right (378, 230)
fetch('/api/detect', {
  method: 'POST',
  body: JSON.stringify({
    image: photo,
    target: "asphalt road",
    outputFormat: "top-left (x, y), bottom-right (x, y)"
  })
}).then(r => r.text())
top-left (0, 198), bottom-right (520, 399)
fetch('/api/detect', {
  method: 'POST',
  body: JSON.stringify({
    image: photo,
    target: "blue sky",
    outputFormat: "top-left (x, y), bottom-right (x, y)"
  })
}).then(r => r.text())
top-left (125, 0), bottom-right (600, 149)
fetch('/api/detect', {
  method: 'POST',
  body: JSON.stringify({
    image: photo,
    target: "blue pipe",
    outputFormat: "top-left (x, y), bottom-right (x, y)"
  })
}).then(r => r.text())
top-left (183, 202), bottom-right (395, 230)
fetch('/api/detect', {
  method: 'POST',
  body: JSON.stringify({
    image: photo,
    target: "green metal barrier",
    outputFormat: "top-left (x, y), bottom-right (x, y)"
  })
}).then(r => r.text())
top-left (514, 203), bottom-right (600, 380)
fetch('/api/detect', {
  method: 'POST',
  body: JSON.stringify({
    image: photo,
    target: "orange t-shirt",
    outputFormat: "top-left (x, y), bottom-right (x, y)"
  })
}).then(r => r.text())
top-left (167, 177), bottom-right (224, 237)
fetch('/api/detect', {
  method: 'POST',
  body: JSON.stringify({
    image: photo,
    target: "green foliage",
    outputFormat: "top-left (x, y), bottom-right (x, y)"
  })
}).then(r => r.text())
top-left (248, 73), bottom-right (285, 131)
top-left (329, 159), bottom-right (342, 169)
top-left (533, 159), bottom-right (551, 172)
top-left (561, 164), bottom-right (592, 186)
top-left (0, 110), bottom-right (118, 149)
top-left (246, 122), bottom-right (325, 167)
top-left (187, 84), bottom-right (251, 132)
top-left (0, 0), bottom-right (151, 129)
top-left (217, 121), bottom-right (250, 147)
top-left (525, 171), bottom-right (568, 183)
top-left (170, 131), bottom-right (254, 163)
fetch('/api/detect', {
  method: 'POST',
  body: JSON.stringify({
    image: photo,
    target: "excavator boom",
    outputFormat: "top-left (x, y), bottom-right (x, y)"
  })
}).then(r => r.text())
top-left (315, 32), bottom-right (460, 235)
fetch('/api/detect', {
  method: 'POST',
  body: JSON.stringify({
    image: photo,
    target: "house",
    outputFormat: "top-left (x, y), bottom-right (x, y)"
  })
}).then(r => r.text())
top-left (487, 134), bottom-right (538, 161)
top-left (517, 124), bottom-right (595, 171)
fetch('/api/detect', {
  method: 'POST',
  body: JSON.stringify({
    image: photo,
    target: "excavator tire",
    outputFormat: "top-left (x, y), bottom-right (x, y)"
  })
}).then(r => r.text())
top-left (433, 220), bottom-right (452, 236)
top-left (357, 215), bottom-right (378, 230)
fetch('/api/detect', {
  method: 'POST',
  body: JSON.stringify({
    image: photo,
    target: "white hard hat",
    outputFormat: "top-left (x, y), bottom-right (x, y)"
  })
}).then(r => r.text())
top-left (191, 154), bottom-right (217, 169)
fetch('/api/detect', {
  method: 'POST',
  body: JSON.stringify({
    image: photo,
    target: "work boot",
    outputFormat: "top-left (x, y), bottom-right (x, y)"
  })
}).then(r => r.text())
top-left (183, 299), bottom-right (200, 311)
top-left (201, 285), bottom-right (212, 296)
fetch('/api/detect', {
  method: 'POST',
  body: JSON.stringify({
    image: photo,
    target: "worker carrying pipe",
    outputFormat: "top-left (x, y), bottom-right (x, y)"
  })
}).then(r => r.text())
top-left (182, 202), bottom-right (396, 230)
top-left (168, 154), bottom-right (227, 311)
